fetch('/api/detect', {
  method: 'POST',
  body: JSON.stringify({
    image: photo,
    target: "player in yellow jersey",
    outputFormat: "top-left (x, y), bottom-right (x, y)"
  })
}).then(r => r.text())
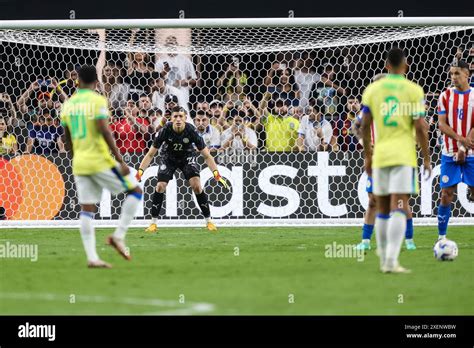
top-left (361, 48), bottom-right (431, 273)
top-left (61, 65), bottom-right (143, 269)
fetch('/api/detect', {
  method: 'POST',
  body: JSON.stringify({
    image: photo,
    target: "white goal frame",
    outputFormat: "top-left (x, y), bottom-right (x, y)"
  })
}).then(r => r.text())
top-left (0, 17), bottom-right (473, 228)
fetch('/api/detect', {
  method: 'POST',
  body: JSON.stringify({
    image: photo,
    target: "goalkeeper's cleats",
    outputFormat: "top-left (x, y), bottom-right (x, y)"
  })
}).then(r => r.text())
top-left (206, 221), bottom-right (217, 232)
top-left (106, 235), bottom-right (132, 261)
top-left (213, 170), bottom-right (229, 190)
top-left (405, 239), bottom-right (417, 251)
top-left (145, 223), bottom-right (158, 234)
top-left (87, 260), bottom-right (112, 269)
top-left (355, 240), bottom-right (371, 251)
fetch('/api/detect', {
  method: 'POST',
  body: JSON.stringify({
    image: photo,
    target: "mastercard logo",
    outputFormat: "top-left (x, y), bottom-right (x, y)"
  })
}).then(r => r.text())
top-left (0, 155), bottom-right (65, 220)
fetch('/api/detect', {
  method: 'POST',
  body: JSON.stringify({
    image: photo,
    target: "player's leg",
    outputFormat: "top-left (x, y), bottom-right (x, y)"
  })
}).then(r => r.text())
top-left (404, 202), bottom-right (416, 250)
top-left (75, 176), bottom-right (111, 268)
top-left (356, 191), bottom-right (376, 251)
top-left (384, 193), bottom-right (410, 272)
top-left (374, 194), bottom-right (390, 270)
top-left (373, 167), bottom-right (390, 270)
top-left (182, 156), bottom-right (217, 231)
top-left (438, 186), bottom-right (456, 240)
top-left (146, 160), bottom-right (176, 232)
top-left (437, 154), bottom-right (461, 239)
top-left (382, 166), bottom-right (417, 273)
top-left (95, 167), bottom-right (142, 260)
top-left (188, 176), bottom-right (216, 231)
top-left (146, 181), bottom-right (168, 233)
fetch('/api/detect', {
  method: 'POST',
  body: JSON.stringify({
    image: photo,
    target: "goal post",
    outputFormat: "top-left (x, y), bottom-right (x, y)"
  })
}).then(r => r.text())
top-left (0, 17), bottom-right (473, 228)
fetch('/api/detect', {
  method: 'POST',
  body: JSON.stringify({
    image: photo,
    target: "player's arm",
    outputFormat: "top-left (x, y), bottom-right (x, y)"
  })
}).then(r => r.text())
top-left (360, 108), bottom-right (373, 176)
top-left (414, 117), bottom-right (432, 178)
top-left (438, 114), bottom-right (474, 150)
top-left (136, 128), bottom-right (166, 180)
top-left (200, 147), bottom-right (229, 189)
top-left (96, 118), bottom-right (129, 175)
top-left (63, 126), bottom-right (73, 157)
top-left (136, 145), bottom-right (159, 181)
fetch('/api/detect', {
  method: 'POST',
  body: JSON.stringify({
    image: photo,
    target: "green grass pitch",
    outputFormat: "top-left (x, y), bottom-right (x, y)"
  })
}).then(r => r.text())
top-left (0, 226), bottom-right (473, 315)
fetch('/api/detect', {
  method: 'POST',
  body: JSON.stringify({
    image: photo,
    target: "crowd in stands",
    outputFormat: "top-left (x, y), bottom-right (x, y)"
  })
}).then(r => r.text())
top-left (1, 30), bottom-right (472, 158)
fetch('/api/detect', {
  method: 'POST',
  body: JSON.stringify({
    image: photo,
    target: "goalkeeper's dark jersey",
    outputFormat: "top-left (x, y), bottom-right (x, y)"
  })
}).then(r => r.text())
top-left (152, 122), bottom-right (206, 161)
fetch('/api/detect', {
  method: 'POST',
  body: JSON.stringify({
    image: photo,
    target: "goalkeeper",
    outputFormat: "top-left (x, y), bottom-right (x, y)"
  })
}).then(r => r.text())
top-left (136, 106), bottom-right (229, 232)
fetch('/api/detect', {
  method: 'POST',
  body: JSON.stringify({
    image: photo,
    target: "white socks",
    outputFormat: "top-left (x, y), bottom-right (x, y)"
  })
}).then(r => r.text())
top-left (114, 192), bottom-right (141, 240)
top-left (385, 210), bottom-right (407, 269)
top-left (80, 211), bottom-right (99, 262)
top-left (375, 214), bottom-right (389, 268)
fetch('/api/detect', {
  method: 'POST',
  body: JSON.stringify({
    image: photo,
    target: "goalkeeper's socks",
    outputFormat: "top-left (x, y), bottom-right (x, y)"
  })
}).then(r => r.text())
top-left (362, 223), bottom-right (374, 240)
top-left (195, 191), bottom-right (211, 218)
top-left (151, 191), bottom-right (164, 218)
top-left (385, 210), bottom-right (407, 270)
top-left (437, 204), bottom-right (451, 238)
top-left (79, 211), bottom-right (99, 262)
top-left (375, 214), bottom-right (389, 269)
top-left (114, 191), bottom-right (142, 240)
top-left (405, 218), bottom-right (414, 239)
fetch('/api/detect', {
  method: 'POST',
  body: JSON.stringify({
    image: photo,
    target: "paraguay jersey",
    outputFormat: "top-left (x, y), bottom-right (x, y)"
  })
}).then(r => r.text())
top-left (61, 88), bottom-right (116, 175)
top-left (437, 87), bottom-right (474, 157)
top-left (361, 74), bottom-right (425, 169)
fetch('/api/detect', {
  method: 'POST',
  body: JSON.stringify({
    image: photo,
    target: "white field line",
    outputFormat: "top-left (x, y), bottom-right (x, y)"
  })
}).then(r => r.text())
top-left (0, 292), bottom-right (215, 315)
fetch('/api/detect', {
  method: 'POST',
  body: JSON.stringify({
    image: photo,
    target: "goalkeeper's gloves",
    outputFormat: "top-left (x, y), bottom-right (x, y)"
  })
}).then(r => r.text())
top-left (136, 168), bottom-right (144, 182)
top-left (213, 170), bottom-right (229, 189)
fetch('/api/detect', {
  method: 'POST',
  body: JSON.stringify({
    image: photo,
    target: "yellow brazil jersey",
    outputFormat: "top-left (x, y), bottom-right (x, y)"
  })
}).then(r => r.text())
top-left (263, 114), bottom-right (300, 152)
top-left (361, 74), bottom-right (425, 169)
top-left (60, 88), bottom-right (116, 175)
top-left (0, 134), bottom-right (17, 155)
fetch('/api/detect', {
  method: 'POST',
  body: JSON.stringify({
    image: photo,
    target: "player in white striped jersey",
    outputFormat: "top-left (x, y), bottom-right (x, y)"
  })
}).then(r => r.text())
top-left (436, 60), bottom-right (474, 240)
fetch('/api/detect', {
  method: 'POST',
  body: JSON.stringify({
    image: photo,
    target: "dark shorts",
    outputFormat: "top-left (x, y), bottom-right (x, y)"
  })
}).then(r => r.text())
top-left (157, 155), bottom-right (200, 183)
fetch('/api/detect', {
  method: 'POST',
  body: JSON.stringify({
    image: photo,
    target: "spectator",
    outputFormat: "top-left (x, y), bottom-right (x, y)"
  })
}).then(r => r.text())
top-left (138, 94), bottom-right (154, 114)
top-left (313, 63), bottom-right (347, 97)
top-left (194, 110), bottom-right (221, 152)
top-left (290, 106), bottom-right (305, 122)
top-left (125, 29), bottom-right (155, 102)
top-left (267, 68), bottom-right (300, 107)
top-left (0, 117), bottom-right (17, 156)
top-left (54, 66), bottom-right (78, 98)
top-left (259, 99), bottom-right (300, 152)
top-left (150, 76), bottom-right (188, 115)
top-left (26, 110), bottom-right (65, 155)
top-left (297, 103), bottom-right (335, 152)
top-left (217, 57), bottom-right (249, 100)
top-left (208, 99), bottom-right (227, 132)
top-left (0, 92), bottom-right (18, 124)
top-left (335, 96), bottom-right (362, 151)
top-left (17, 79), bottom-right (67, 121)
top-left (221, 111), bottom-right (258, 151)
top-left (196, 98), bottom-right (209, 112)
top-left (155, 35), bottom-right (197, 106)
top-left (93, 29), bottom-right (129, 111)
top-left (293, 55), bottom-right (320, 108)
top-left (110, 99), bottom-right (150, 154)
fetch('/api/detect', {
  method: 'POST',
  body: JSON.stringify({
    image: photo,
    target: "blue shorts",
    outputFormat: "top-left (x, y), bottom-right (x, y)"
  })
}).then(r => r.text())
top-left (366, 176), bottom-right (373, 194)
top-left (440, 155), bottom-right (474, 188)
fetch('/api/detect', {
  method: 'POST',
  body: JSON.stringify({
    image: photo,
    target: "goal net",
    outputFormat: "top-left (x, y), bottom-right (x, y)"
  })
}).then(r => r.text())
top-left (0, 18), bottom-right (473, 227)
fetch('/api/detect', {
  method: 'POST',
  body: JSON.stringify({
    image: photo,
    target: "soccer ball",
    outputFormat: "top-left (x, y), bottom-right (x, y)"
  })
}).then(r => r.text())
top-left (433, 239), bottom-right (458, 261)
